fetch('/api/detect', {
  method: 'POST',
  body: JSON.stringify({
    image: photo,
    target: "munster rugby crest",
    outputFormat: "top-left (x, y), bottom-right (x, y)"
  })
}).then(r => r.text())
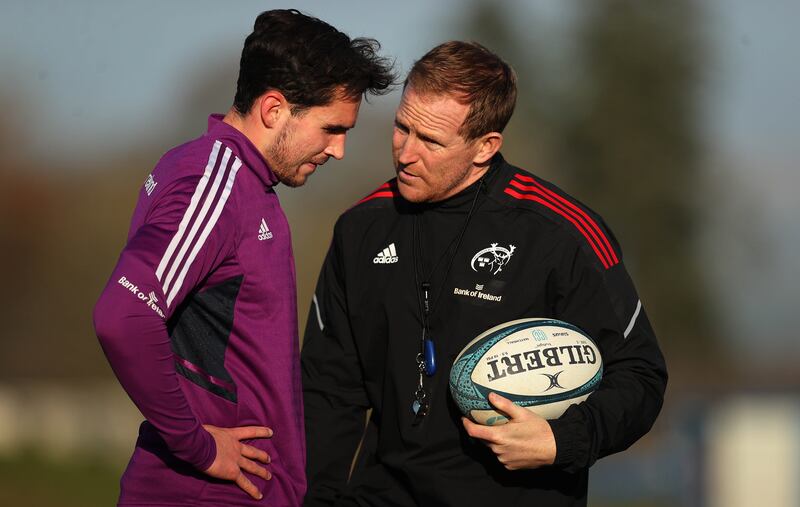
top-left (470, 243), bottom-right (516, 275)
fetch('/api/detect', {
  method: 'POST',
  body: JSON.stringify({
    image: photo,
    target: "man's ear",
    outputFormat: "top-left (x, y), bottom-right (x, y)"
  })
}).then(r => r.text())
top-left (472, 132), bottom-right (503, 165)
top-left (258, 90), bottom-right (289, 129)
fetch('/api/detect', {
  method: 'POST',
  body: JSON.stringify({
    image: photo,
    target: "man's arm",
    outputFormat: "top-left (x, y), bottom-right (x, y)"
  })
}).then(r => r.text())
top-left (93, 172), bottom-right (271, 498)
top-left (302, 226), bottom-right (371, 506)
top-left (547, 253), bottom-right (667, 472)
top-left (464, 239), bottom-right (667, 473)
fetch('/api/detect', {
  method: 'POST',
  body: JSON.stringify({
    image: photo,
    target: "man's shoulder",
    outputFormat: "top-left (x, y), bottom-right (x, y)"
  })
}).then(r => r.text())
top-left (342, 179), bottom-right (400, 216)
top-left (330, 178), bottom-right (401, 239)
top-left (154, 135), bottom-right (232, 181)
top-left (144, 136), bottom-right (249, 201)
top-left (128, 136), bottom-right (251, 237)
top-left (489, 159), bottom-right (621, 270)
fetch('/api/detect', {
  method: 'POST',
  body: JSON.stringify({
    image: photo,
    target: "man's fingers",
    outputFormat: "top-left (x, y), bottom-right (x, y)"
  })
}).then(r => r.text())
top-left (241, 444), bottom-right (270, 464)
top-left (230, 425), bottom-right (273, 440)
top-left (239, 457), bottom-right (271, 481)
top-left (235, 472), bottom-right (263, 500)
top-left (488, 392), bottom-right (529, 420)
top-left (462, 417), bottom-right (500, 443)
top-left (462, 417), bottom-right (482, 437)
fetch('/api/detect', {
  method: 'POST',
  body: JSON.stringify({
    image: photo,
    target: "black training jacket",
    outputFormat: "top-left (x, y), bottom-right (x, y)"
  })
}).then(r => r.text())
top-left (302, 155), bottom-right (667, 506)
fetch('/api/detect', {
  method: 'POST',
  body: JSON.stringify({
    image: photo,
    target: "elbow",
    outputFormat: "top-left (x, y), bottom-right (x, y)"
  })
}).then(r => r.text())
top-left (93, 293), bottom-right (119, 349)
top-left (93, 292), bottom-right (135, 357)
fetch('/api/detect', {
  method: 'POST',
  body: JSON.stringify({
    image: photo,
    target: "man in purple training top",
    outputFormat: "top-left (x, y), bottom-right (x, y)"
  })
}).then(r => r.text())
top-left (93, 10), bottom-right (394, 506)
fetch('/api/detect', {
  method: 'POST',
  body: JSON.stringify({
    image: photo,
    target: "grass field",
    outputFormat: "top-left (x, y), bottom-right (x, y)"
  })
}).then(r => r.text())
top-left (0, 450), bottom-right (670, 506)
top-left (0, 450), bottom-right (126, 507)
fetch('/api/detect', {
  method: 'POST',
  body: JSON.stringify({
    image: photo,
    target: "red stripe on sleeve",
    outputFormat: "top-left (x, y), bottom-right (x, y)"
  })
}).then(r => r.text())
top-left (357, 191), bottom-right (396, 204)
top-left (512, 174), bottom-right (619, 265)
top-left (504, 187), bottom-right (612, 269)
top-left (508, 179), bottom-right (615, 266)
top-left (355, 181), bottom-right (398, 205)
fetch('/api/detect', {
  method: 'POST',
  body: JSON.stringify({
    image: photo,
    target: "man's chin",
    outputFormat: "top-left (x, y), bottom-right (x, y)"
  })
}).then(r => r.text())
top-left (397, 180), bottom-right (429, 203)
top-left (278, 175), bottom-right (307, 187)
top-left (278, 163), bottom-right (321, 187)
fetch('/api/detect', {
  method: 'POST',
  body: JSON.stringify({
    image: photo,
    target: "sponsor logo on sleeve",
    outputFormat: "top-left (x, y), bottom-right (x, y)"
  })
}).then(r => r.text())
top-left (144, 174), bottom-right (157, 196)
top-left (118, 276), bottom-right (165, 318)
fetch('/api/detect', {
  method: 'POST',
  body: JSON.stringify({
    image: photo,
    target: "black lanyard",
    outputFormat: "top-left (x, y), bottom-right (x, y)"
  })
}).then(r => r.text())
top-left (410, 177), bottom-right (485, 423)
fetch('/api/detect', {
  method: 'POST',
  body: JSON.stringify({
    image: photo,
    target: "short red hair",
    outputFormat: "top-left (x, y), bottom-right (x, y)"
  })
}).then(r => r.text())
top-left (405, 41), bottom-right (517, 140)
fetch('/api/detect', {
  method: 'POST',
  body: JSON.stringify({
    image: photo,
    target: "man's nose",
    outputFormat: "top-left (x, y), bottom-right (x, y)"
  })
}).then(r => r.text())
top-left (325, 134), bottom-right (346, 160)
top-left (395, 136), bottom-right (419, 165)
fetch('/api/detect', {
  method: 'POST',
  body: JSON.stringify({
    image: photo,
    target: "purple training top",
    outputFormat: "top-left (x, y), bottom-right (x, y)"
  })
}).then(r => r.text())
top-left (94, 115), bottom-right (306, 506)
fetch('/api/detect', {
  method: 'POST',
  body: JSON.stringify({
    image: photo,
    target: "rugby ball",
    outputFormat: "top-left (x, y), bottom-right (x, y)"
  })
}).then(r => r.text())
top-left (449, 318), bottom-right (602, 425)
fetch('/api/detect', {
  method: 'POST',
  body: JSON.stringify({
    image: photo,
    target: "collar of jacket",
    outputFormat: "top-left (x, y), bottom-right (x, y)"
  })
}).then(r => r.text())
top-left (205, 114), bottom-right (280, 189)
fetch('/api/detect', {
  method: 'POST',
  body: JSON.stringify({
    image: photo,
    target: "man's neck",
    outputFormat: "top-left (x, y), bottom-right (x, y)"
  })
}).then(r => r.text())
top-left (222, 108), bottom-right (267, 159)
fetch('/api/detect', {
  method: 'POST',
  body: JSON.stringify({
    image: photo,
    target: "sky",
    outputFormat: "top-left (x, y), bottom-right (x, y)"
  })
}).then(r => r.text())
top-left (708, 0), bottom-right (800, 166)
top-left (1, 0), bottom-right (798, 357)
top-left (0, 0), bottom-right (456, 160)
top-left (1, 1), bottom-right (797, 168)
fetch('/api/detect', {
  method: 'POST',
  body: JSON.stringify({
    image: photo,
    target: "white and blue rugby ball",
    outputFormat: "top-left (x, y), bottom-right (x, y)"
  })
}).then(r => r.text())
top-left (450, 318), bottom-right (603, 425)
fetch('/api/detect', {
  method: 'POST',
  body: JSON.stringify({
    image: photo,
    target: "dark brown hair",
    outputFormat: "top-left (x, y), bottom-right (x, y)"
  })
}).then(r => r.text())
top-left (405, 41), bottom-right (517, 141)
top-left (234, 9), bottom-right (396, 115)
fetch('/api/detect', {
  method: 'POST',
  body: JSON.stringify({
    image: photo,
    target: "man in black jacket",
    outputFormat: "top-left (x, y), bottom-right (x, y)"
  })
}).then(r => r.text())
top-left (301, 41), bottom-right (667, 506)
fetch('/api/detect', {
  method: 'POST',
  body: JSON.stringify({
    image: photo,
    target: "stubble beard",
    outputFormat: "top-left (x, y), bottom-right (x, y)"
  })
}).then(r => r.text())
top-left (396, 161), bottom-right (474, 204)
top-left (267, 122), bottom-right (305, 188)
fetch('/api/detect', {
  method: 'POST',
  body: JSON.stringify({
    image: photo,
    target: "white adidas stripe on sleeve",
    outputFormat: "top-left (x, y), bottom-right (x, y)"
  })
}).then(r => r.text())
top-left (166, 157), bottom-right (242, 307)
top-left (623, 299), bottom-right (642, 339)
top-left (153, 140), bottom-right (242, 308)
top-left (312, 293), bottom-right (324, 331)
top-left (156, 140), bottom-right (221, 282)
top-left (162, 147), bottom-right (233, 293)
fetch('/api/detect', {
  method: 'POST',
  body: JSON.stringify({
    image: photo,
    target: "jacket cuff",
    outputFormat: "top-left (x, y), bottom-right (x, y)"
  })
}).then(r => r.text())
top-left (192, 428), bottom-right (218, 472)
top-left (548, 416), bottom-right (589, 472)
top-left (168, 425), bottom-right (218, 472)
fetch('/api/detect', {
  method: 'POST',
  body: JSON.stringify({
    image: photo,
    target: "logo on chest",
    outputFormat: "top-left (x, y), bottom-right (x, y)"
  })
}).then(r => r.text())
top-left (258, 218), bottom-right (273, 241)
top-left (470, 243), bottom-right (516, 275)
top-left (453, 283), bottom-right (504, 303)
top-left (373, 242), bottom-right (399, 264)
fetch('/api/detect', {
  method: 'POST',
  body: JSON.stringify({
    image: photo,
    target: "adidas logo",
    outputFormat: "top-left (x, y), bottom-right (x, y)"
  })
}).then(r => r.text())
top-left (373, 243), bottom-right (398, 264)
top-left (258, 218), bottom-right (273, 241)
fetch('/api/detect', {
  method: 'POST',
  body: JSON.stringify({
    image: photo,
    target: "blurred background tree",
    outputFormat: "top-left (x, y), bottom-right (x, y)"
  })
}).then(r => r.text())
top-left (559, 1), bottom-right (716, 360)
top-left (458, 0), bottom-right (717, 369)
